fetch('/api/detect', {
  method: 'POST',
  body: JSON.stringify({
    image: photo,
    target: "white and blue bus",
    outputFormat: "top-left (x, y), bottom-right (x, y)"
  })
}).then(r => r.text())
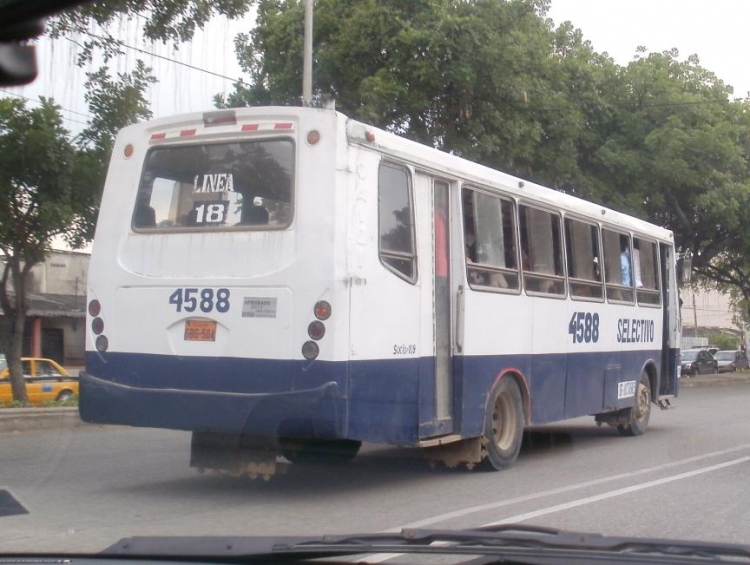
top-left (80, 106), bottom-right (681, 476)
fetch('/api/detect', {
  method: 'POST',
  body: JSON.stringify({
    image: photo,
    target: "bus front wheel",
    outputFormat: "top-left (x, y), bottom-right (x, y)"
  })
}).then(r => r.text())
top-left (483, 377), bottom-right (524, 470)
top-left (617, 373), bottom-right (652, 437)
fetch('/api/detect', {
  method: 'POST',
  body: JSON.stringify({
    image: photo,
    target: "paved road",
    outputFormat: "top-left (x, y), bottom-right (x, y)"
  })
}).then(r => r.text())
top-left (3, 382), bottom-right (750, 554)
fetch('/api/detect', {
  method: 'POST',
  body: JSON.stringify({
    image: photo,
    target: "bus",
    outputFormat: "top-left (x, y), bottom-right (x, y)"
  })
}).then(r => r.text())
top-left (80, 106), bottom-right (681, 477)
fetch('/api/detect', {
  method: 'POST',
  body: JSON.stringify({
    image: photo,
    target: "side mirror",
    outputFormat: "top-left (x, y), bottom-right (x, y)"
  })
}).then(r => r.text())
top-left (677, 253), bottom-right (693, 285)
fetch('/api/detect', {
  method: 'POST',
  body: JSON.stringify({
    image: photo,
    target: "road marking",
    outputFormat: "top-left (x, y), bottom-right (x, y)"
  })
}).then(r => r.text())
top-left (358, 446), bottom-right (750, 563)
top-left (392, 442), bottom-right (750, 531)
top-left (484, 455), bottom-right (750, 526)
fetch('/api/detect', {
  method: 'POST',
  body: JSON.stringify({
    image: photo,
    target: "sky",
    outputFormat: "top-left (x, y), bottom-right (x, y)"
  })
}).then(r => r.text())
top-left (546, 0), bottom-right (750, 98)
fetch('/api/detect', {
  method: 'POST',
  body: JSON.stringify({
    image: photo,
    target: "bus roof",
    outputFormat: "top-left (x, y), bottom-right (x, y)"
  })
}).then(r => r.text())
top-left (122, 105), bottom-right (673, 242)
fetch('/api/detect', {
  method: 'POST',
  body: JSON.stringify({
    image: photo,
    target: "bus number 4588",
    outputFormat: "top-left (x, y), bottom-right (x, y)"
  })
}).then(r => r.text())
top-left (569, 312), bottom-right (600, 344)
top-left (169, 288), bottom-right (231, 313)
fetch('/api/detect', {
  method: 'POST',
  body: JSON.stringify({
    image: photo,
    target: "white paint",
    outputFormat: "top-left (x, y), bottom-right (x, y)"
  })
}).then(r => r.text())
top-left (484, 456), bottom-right (750, 526)
top-left (357, 444), bottom-right (750, 563)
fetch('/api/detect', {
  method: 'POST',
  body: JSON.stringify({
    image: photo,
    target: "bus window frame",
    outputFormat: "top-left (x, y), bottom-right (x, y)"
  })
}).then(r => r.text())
top-left (634, 234), bottom-right (663, 308)
top-left (377, 160), bottom-right (418, 285)
top-left (518, 201), bottom-right (567, 300)
top-left (130, 137), bottom-right (297, 234)
top-left (601, 227), bottom-right (635, 305)
top-left (461, 185), bottom-right (521, 296)
top-left (563, 214), bottom-right (605, 304)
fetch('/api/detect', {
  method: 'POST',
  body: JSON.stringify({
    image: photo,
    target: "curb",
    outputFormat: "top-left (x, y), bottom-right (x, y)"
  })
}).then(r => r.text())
top-left (680, 374), bottom-right (750, 388)
top-left (0, 407), bottom-right (84, 434)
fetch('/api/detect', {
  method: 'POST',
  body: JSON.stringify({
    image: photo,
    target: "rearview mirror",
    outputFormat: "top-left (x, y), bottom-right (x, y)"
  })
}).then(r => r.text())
top-left (0, 43), bottom-right (37, 86)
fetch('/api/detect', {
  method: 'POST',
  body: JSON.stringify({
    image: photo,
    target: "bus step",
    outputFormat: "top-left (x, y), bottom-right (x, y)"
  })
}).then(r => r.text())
top-left (657, 396), bottom-right (676, 410)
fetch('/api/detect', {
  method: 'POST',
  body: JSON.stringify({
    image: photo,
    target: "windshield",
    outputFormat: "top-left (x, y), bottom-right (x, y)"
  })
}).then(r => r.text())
top-left (5, 0), bottom-right (750, 559)
top-left (714, 351), bottom-right (735, 361)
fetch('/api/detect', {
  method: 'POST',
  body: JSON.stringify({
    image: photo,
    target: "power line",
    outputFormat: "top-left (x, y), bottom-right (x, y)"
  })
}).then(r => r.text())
top-left (0, 89), bottom-right (93, 119)
top-left (70, 32), bottom-right (244, 84)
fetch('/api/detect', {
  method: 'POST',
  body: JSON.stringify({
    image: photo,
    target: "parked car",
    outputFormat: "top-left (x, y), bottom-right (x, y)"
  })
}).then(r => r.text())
top-left (0, 358), bottom-right (78, 405)
top-left (733, 350), bottom-right (750, 370)
top-left (680, 349), bottom-right (718, 376)
top-left (713, 350), bottom-right (738, 373)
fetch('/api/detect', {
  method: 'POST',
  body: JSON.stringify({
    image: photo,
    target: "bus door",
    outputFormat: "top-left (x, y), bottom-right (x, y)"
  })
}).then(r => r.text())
top-left (416, 174), bottom-right (454, 438)
top-left (659, 243), bottom-right (679, 396)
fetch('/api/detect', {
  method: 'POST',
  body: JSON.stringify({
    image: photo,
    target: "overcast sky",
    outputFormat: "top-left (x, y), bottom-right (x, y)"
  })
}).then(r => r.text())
top-left (5, 0), bottom-right (749, 132)
top-left (547, 0), bottom-right (750, 97)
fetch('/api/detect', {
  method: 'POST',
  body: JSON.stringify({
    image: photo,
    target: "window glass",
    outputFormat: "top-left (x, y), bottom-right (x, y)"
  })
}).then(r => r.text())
top-left (634, 237), bottom-right (661, 306)
top-left (602, 229), bottom-right (634, 302)
top-left (133, 140), bottom-right (294, 231)
top-left (462, 189), bottom-right (519, 291)
top-left (21, 360), bottom-right (32, 378)
top-left (565, 218), bottom-right (603, 300)
top-left (378, 163), bottom-right (416, 282)
top-left (519, 205), bottom-right (564, 295)
top-left (37, 361), bottom-right (63, 378)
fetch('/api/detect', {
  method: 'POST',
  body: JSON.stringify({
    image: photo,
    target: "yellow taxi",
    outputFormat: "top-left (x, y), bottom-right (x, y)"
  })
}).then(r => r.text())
top-left (0, 357), bottom-right (79, 405)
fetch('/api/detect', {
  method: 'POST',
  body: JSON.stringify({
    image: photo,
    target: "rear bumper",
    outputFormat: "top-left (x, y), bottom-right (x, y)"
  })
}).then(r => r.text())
top-left (78, 371), bottom-right (344, 438)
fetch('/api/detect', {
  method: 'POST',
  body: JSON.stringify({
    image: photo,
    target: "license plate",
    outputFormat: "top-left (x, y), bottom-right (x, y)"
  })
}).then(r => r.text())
top-left (184, 320), bottom-right (217, 342)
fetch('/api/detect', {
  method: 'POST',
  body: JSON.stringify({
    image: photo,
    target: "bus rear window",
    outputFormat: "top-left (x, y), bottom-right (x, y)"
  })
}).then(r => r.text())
top-left (133, 140), bottom-right (294, 231)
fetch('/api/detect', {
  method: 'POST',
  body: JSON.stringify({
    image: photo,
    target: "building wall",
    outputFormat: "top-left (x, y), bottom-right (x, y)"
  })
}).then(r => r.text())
top-left (27, 251), bottom-right (88, 296)
top-left (680, 287), bottom-right (738, 333)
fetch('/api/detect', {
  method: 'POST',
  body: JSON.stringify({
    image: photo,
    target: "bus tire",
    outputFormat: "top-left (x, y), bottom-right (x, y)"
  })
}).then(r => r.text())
top-left (617, 372), bottom-right (651, 437)
top-left (483, 377), bottom-right (524, 471)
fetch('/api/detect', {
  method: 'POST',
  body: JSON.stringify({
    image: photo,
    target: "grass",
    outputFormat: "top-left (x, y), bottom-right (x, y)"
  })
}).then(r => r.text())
top-left (0, 395), bottom-right (79, 409)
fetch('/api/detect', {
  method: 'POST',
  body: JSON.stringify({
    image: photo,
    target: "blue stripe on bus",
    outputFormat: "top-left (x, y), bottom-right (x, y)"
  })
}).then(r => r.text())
top-left (82, 349), bottom-right (675, 446)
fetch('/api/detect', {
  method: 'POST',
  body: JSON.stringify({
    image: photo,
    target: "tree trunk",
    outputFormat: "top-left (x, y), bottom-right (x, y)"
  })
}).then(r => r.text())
top-left (6, 258), bottom-right (34, 404)
top-left (8, 292), bottom-right (27, 403)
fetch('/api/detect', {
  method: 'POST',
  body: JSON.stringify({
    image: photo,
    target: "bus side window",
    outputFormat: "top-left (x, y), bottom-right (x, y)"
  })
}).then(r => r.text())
top-left (378, 163), bottom-right (417, 283)
top-left (635, 237), bottom-right (661, 306)
top-left (519, 205), bottom-right (565, 296)
top-left (565, 218), bottom-right (603, 300)
top-left (602, 229), bottom-right (634, 303)
top-left (462, 188), bottom-right (519, 292)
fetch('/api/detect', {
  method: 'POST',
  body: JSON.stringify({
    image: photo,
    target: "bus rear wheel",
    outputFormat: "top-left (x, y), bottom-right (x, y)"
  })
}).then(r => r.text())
top-left (483, 378), bottom-right (524, 471)
top-left (617, 373), bottom-right (651, 437)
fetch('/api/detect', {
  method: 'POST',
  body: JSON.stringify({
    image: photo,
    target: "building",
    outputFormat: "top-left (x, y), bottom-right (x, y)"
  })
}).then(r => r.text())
top-left (680, 286), bottom-right (745, 348)
top-left (0, 250), bottom-right (88, 366)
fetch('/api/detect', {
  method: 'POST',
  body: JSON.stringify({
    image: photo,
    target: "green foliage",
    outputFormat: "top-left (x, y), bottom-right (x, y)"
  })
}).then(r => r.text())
top-left (47, 0), bottom-right (255, 64)
top-left (0, 64), bottom-right (153, 403)
top-left (0, 98), bottom-right (82, 263)
top-left (709, 332), bottom-right (739, 351)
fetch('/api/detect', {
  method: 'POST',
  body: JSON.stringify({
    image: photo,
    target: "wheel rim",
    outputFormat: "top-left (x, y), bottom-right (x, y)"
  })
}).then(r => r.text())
top-left (633, 380), bottom-right (650, 424)
top-left (492, 391), bottom-right (517, 451)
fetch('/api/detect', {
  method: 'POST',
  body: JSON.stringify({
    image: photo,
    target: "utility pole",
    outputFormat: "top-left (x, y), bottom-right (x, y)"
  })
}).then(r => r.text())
top-left (692, 293), bottom-right (699, 338)
top-left (302, 0), bottom-right (313, 106)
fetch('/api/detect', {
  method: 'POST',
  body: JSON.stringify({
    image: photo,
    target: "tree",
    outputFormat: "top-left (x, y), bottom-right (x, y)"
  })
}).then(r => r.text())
top-left (0, 63), bottom-right (154, 403)
top-left (0, 98), bottom-right (82, 403)
top-left (218, 0), bottom-right (555, 167)
top-left (75, 61), bottom-right (157, 240)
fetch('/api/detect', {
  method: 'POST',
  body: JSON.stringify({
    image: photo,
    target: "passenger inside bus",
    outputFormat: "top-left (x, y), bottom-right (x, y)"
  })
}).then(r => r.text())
top-left (241, 196), bottom-right (270, 225)
top-left (463, 204), bottom-right (510, 290)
